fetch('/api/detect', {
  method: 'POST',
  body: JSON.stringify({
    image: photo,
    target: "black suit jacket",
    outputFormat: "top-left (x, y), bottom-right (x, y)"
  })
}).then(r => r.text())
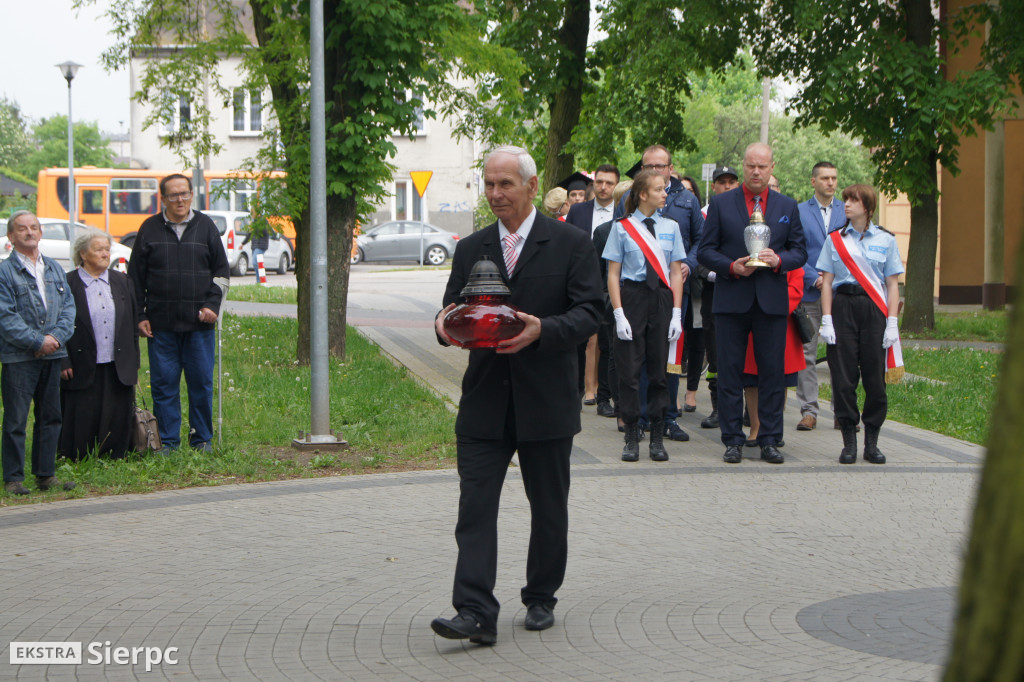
top-left (441, 213), bottom-right (603, 441)
top-left (565, 199), bottom-right (595, 235)
top-left (61, 269), bottom-right (140, 390)
top-left (697, 188), bottom-right (807, 316)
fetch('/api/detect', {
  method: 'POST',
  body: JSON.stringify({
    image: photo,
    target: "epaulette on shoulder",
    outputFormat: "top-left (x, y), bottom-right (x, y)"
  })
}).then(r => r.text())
top-left (876, 225), bottom-right (895, 236)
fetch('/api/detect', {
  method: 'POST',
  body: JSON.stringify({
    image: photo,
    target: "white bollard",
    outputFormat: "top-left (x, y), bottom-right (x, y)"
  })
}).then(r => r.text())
top-left (256, 253), bottom-right (267, 285)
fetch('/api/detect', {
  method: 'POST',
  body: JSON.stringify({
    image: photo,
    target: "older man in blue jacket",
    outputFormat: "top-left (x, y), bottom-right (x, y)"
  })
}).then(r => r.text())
top-left (0, 211), bottom-right (77, 495)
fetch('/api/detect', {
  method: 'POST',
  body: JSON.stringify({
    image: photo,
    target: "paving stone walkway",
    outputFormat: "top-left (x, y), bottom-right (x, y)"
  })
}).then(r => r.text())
top-left (0, 267), bottom-right (986, 680)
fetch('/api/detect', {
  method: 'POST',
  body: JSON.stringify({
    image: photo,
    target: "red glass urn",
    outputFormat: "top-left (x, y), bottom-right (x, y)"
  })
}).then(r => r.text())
top-left (443, 256), bottom-right (525, 349)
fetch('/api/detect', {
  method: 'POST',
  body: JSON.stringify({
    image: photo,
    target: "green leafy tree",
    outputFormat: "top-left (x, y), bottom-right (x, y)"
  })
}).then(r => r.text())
top-left (86, 0), bottom-right (517, 361)
top-left (750, 0), bottom-right (1016, 332)
top-left (0, 98), bottom-right (32, 169)
top-left (18, 115), bottom-right (114, 180)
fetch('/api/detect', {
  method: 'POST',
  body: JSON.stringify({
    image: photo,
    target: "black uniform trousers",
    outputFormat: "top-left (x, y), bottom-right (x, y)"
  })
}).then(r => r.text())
top-left (596, 300), bottom-right (617, 405)
top-left (715, 298), bottom-right (787, 446)
top-left (614, 281), bottom-right (672, 425)
top-left (452, 404), bottom-right (572, 632)
top-left (826, 290), bottom-right (888, 429)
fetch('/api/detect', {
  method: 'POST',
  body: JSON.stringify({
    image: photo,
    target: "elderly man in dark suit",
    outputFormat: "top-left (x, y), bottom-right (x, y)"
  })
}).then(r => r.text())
top-left (431, 145), bottom-right (603, 645)
top-left (697, 143), bottom-right (806, 465)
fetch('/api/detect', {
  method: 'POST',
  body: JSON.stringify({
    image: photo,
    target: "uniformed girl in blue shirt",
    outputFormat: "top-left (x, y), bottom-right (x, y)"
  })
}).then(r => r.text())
top-left (602, 170), bottom-right (686, 462)
top-left (816, 184), bottom-right (904, 465)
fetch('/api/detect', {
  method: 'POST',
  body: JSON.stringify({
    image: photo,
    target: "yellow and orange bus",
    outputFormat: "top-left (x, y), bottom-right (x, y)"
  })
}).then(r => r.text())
top-left (36, 167), bottom-right (289, 246)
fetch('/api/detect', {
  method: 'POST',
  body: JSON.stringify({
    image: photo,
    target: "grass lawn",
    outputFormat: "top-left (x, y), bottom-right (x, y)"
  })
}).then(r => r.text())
top-left (902, 309), bottom-right (1008, 343)
top-left (227, 284), bottom-right (298, 304)
top-left (1, 316), bottom-right (455, 505)
top-left (819, 346), bottom-right (1000, 445)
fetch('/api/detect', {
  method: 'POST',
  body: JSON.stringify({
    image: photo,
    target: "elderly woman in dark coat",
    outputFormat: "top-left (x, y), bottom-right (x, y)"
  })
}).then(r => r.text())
top-left (60, 228), bottom-right (140, 459)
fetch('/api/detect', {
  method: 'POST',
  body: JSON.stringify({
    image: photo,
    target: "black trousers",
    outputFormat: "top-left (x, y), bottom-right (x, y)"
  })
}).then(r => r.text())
top-left (683, 300), bottom-right (706, 392)
top-left (596, 300), bottom-right (617, 404)
top-left (701, 280), bottom-right (717, 380)
top-left (826, 291), bottom-right (888, 429)
top-left (715, 299), bottom-right (787, 446)
top-left (452, 413), bottom-right (572, 631)
top-left (615, 282), bottom-right (671, 425)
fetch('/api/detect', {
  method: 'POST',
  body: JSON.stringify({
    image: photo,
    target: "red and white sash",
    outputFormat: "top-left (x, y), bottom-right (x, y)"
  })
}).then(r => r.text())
top-left (830, 230), bottom-right (904, 382)
top-left (619, 217), bottom-right (670, 289)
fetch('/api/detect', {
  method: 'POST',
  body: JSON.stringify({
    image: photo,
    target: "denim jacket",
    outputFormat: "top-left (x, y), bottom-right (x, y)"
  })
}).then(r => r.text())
top-left (0, 253), bottom-right (76, 363)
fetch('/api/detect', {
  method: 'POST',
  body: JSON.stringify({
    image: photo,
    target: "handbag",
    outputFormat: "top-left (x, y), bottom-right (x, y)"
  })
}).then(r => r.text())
top-left (792, 303), bottom-right (816, 344)
top-left (132, 392), bottom-right (162, 453)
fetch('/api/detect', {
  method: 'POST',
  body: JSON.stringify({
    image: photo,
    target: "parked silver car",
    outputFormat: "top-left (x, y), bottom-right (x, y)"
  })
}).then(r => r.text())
top-left (205, 210), bottom-right (294, 277)
top-left (351, 220), bottom-right (459, 266)
top-left (0, 218), bottom-right (133, 272)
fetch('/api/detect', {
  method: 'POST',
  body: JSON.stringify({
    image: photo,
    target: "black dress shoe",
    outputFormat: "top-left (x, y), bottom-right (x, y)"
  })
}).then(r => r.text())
top-left (431, 613), bottom-right (496, 645)
top-left (744, 438), bottom-right (758, 447)
top-left (723, 445), bottom-right (742, 463)
top-left (583, 396), bottom-right (597, 406)
top-left (524, 603), bottom-right (554, 631)
top-left (597, 400), bottom-right (616, 417)
top-left (683, 403), bottom-right (697, 413)
top-left (760, 444), bottom-right (784, 464)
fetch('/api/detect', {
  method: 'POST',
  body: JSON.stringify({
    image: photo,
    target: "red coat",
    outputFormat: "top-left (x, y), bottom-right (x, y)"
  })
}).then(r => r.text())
top-left (743, 268), bottom-right (807, 375)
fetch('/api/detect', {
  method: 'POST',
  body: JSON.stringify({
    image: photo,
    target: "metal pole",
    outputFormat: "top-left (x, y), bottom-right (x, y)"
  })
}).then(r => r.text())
top-left (67, 80), bottom-right (76, 226)
top-left (309, 0), bottom-right (330, 436)
top-left (214, 278), bottom-right (229, 445)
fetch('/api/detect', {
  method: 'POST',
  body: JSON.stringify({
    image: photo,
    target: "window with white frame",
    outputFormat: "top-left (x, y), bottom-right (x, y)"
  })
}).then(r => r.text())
top-left (392, 180), bottom-right (423, 221)
top-left (160, 94), bottom-right (191, 136)
top-left (233, 88), bottom-right (263, 133)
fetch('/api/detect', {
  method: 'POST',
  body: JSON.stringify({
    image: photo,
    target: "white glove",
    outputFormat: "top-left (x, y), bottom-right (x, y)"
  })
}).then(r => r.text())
top-left (707, 271), bottom-right (717, 283)
top-left (613, 307), bottom-right (633, 341)
top-left (667, 307), bottom-right (682, 341)
top-left (883, 316), bottom-right (899, 349)
top-left (819, 314), bottom-right (836, 345)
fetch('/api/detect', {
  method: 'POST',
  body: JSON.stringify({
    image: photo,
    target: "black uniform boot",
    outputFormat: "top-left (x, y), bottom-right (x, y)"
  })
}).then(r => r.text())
top-left (621, 424), bottom-right (640, 462)
top-left (649, 420), bottom-right (669, 461)
top-left (701, 379), bottom-right (719, 429)
top-left (839, 426), bottom-right (858, 464)
top-left (863, 425), bottom-right (886, 464)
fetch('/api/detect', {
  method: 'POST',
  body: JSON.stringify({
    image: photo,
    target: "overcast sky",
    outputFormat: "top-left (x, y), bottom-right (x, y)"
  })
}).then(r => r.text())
top-left (1, 0), bottom-right (130, 135)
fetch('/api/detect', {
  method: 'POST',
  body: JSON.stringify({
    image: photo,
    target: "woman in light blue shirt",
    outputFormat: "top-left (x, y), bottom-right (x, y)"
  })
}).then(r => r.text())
top-left (816, 184), bottom-right (904, 465)
top-left (603, 170), bottom-right (685, 463)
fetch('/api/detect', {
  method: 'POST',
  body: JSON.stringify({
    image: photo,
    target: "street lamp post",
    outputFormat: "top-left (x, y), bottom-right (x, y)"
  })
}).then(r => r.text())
top-left (57, 61), bottom-right (82, 225)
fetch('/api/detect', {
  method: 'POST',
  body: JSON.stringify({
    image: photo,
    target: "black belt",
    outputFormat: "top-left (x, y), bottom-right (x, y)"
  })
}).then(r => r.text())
top-left (836, 283), bottom-right (870, 296)
top-left (621, 279), bottom-right (650, 288)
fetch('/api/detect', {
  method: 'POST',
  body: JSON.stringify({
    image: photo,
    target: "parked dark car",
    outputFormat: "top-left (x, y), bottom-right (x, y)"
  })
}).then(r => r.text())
top-left (351, 220), bottom-right (459, 266)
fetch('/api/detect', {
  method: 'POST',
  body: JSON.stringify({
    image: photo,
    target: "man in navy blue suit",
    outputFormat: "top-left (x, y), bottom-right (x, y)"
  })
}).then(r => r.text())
top-left (697, 143), bottom-right (807, 464)
top-left (795, 162), bottom-right (845, 432)
top-left (565, 165), bottom-right (619, 237)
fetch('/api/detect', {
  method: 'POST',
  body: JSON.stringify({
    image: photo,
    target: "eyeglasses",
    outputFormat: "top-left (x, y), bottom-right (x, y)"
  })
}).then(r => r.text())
top-left (642, 164), bottom-right (670, 171)
top-left (164, 192), bottom-right (193, 202)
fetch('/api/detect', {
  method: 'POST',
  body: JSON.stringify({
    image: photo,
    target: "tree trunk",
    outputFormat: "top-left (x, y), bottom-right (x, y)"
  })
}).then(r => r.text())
top-left (899, 0), bottom-right (938, 334)
top-left (901, 171), bottom-right (938, 333)
top-left (326, 193), bottom-right (355, 360)
top-left (541, 0), bottom-right (589, 194)
top-left (944, 232), bottom-right (1024, 680)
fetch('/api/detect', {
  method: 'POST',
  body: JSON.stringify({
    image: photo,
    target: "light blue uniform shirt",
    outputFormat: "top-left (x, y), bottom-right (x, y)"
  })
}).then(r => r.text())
top-left (816, 222), bottom-right (904, 289)
top-left (602, 211), bottom-right (686, 283)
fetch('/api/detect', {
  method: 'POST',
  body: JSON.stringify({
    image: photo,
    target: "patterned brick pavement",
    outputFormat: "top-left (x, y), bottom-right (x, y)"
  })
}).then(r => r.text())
top-left (0, 267), bottom-right (984, 680)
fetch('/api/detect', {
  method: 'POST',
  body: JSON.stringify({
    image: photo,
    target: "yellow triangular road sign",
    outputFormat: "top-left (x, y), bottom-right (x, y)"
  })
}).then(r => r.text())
top-left (410, 171), bottom-right (433, 198)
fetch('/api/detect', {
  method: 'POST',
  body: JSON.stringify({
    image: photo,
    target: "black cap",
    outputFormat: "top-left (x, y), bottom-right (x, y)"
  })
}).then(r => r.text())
top-left (712, 166), bottom-right (738, 182)
top-left (624, 160), bottom-right (643, 179)
top-left (557, 171), bottom-right (592, 193)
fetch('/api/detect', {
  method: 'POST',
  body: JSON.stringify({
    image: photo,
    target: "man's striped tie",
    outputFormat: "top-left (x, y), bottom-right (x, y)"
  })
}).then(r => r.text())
top-left (503, 232), bottom-right (522, 275)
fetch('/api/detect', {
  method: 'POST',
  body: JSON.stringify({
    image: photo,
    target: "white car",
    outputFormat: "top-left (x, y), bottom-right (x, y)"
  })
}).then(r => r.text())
top-left (0, 218), bottom-right (132, 271)
top-left (204, 210), bottom-right (294, 277)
